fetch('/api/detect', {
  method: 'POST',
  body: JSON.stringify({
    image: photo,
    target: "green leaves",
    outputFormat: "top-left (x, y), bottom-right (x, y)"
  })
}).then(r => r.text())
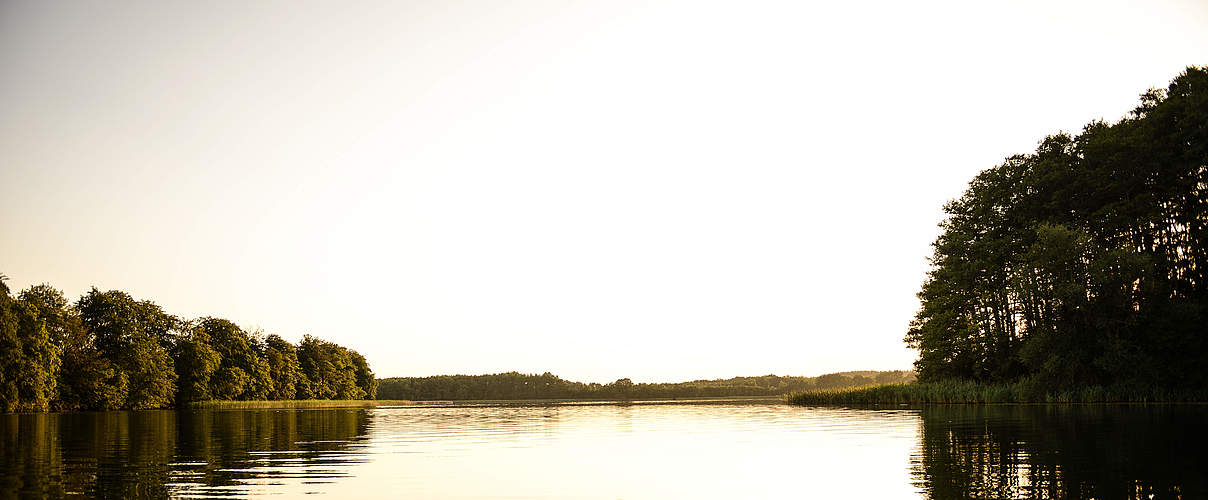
top-left (76, 289), bottom-right (178, 409)
top-left (297, 335), bottom-right (365, 400)
top-left (264, 334), bottom-right (302, 400)
top-left (0, 278), bottom-right (376, 411)
top-left (910, 66), bottom-right (1208, 391)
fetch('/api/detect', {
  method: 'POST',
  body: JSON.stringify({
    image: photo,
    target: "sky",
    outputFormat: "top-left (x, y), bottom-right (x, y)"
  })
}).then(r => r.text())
top-left (1, 0), bottom-right (1206, 383)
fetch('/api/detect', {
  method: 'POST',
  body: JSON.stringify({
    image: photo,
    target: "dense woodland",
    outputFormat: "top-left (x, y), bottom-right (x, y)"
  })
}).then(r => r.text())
top-left (907, 66), bottom-right (1208, 391)
top-left (0, 276), bottom-right (376, 412)
top-left (378, 370), bottom-right (915, 400)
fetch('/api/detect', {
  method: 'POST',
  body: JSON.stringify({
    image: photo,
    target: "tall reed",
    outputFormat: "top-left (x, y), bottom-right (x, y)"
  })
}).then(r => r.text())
top-left (184, 400), bottom-right (414, 409)
top-left (785, 381), bottom-right (1208, 405)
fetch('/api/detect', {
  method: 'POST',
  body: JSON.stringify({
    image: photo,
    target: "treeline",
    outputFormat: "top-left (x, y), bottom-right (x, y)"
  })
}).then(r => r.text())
top-left (377, 370), bottom-right (915, 400)
top-left (0, 276), bottom-right (376, 412)
top-left (907, 66), bottom-right (1208, 391)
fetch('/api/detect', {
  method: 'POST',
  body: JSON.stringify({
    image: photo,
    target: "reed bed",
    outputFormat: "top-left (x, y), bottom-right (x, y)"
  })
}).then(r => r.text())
top-left (185, 400), bottom-right (416, 409)
top-left (186, 396), bottom-right (783, 410)
top-left (785, 381), bottom-right (1208, 405)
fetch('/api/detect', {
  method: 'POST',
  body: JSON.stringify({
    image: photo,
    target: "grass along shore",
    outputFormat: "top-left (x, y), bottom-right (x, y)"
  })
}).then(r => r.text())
top-left (183, 386), bottom-right (1208, 409)
top-left (185, 400), bottom-right (415, 409)
top-left (785, 381), bottom-right (1208, 405)
top-left (183, 395), bottom-right (784, 410)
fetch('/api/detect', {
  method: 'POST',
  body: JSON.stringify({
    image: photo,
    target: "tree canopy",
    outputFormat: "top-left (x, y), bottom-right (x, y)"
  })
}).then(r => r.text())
top-left (907, 66), bottom-right (1208, 391)
top-left (0, 276), bottom-right (375, 411)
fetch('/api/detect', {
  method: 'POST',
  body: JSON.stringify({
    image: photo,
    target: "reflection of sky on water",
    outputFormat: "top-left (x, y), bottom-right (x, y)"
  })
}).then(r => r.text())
top-left (346, 403), bottom-right (923, 499)
top-left (3, 403), bottom-right (1204, 499)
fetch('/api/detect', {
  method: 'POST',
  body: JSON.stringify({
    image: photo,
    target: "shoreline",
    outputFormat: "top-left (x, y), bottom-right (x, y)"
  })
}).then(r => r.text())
top-left (785, 382), bottom-right (1208, 406)
top-left (186, 395), bottom-right (784, 410)
top-left (0, 396), bottom-right (790, 413)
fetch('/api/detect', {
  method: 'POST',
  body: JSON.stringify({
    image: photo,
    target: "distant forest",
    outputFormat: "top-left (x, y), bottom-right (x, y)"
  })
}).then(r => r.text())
top-left (0, 276), bottom-right (376, 412)
top-left (907, 66), bottom-right (1208, 391)
top-left (377, 370), bottom-right (916, 400)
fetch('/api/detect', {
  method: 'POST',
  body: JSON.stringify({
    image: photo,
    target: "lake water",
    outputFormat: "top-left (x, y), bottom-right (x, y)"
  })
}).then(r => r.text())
top-left (1, 401), bottom-right (1204, 499)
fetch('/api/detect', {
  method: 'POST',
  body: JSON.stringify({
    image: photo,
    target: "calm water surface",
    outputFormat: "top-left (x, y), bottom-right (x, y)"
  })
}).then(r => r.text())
top-left (1, 402), bottom-right (1204, 499)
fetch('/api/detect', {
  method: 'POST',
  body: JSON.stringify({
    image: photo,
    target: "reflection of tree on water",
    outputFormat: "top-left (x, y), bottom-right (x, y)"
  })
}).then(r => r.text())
top-left (914, 406), bottom-right (1208, 500)
top-left (174, 408), bottom-right (371, 495)
top-left (1, 411), bottom-right (180, 498)
top-left (0, 409), bottom-right (370, 499)
top-left (0, 411), bottom-right (66, 497)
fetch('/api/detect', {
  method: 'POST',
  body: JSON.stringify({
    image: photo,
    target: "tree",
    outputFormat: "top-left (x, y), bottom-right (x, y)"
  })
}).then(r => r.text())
top-left (296, 335), bottom-right (362, 400)
top-left (349, 350), bottom-right (377, 400)
top-left (172, 324), bottom-right (221, 403)
top-left (198, 318), bottom-right (272, 400)
top-left (264, 334), bottom-right (302, 400)
top-left (19, 285), bottom-right (128, 411)
top-left (2, 275), bottom-right (377, 409)
top-left (17, 285), bottom-right (118, 411)
top-left (76, 289), bottom-right (178, 409)
top-left (907, 66), bottom-right (1208, 390)
top-left (0, 281), bottom-right (60, 411)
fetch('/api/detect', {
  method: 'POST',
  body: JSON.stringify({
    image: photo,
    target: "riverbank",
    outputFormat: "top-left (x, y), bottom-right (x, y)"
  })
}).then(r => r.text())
top-left (185, 400), bottom-right (413, 409)
top-left (785, 381), bottom-right (1208, 405)
top-left (185, 395), bottom-right (784, 410)
top-left (377, 371), bottom-right (914, 401)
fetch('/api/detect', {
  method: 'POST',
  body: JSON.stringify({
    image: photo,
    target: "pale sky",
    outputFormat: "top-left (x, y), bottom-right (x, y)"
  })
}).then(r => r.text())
top-left (2, 0), bottom-right (1205, 383)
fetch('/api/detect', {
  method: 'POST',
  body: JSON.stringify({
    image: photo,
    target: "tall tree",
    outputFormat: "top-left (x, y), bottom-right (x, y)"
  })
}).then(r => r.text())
top-left (22, 284), bottom-right (127, 410)
top-left (297, 335), bottom-right (362, 400)
top-left (76, 289), bottom-right (178, 409)
top-left (349, 350), bottom-right (377, 400)
top-left (172, 324), bottom-right (221, 403)
top-left (198, 318), bottom-right (273, 400)
top-left (263, 334), bottom-right (303, 400)
top-left (1, 275), bottom-right (378, 410)
top-left (17, 285), bottom-right (116, 411)
top-left (907, 66), bottom-right (1208, 390)
top-left (0, 280), bottom-right (60, 411)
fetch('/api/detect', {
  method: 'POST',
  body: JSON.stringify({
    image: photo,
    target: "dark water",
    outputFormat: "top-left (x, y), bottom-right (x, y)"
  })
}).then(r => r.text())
top-left (1, 402), bottom-right (1203, 499)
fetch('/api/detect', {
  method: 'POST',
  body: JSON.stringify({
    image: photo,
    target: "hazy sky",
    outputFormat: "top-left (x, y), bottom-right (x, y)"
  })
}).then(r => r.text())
top-left (2, 1), bottom-right (1205, 382)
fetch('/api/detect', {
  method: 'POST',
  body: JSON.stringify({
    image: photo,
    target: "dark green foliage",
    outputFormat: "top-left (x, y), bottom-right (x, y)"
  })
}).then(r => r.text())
top-left (0, 282), bottom-right (61, 412)
top-left (76, 289), bottom-right (178, 409)
top-left (296, 335), bottom-right (365, 400)
top-left (907, 67), bottom-right (1208, 391)
top-left (0, 274), bottom-right (375, 411)
top-left (17, 285), bottom-right (127, 411)
top-left (263, 335), bottom-right (302, 400)
top-left (172, 325), bottom-right (221, 403)
top-left (57, 345), bottom-right (128, 411)
top-left (52, 311), bottom-right (127, 410)
top-left (197, 318), bottom-right (273, 401)
top-left (376, 370), bottom-right (916, 401)
top-left (349, 350), bottom-right (378, 400)
top-left (18, 285), bottom-right (96, 411)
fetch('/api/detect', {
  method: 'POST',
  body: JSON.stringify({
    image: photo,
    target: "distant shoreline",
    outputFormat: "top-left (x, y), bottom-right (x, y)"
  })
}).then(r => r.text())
top-left (376, 370), bottom-right (915, 401)
top-left (182, 395), bottom-right (784, 410)
top-left (786, 381), bottom-right (1208, 405)
top-left (4, 395), bottom-right (793, 414)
